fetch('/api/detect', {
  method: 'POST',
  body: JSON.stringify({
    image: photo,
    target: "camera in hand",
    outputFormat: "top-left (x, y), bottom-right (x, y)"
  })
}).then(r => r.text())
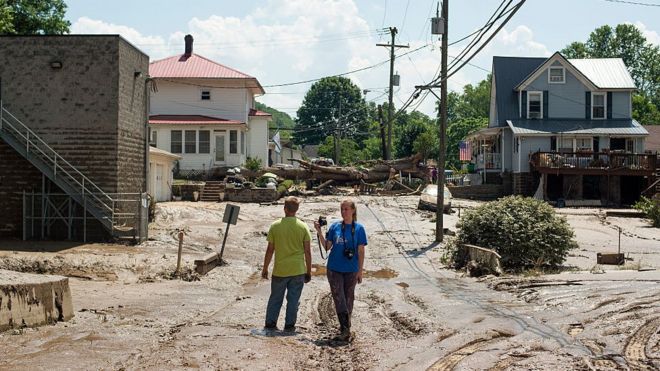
top-left (318, 216), bottom-right (327, 227)
top-left (343, 247), bottom-right (354, 260)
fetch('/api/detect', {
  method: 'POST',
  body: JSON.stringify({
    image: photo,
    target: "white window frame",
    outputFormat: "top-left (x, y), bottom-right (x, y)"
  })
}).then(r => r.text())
top-left (229, 130), bottom-right (238, 154)
top-left (575, 137), bottom-right (593, 151)
top-left (548, 67), bottom-right (565, 84)
top-left (149, 129), bottom-right (157, 147)
top-left (591, 92), bottom-right (606, 120)
top-left (527, 91), bottom-right (543, 119)
top-left (201, 90), bottom-right (211, 101)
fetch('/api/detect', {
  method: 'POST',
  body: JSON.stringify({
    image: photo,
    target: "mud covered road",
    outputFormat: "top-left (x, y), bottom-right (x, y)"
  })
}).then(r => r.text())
top-left (1, 195), bottom-right (659, 370)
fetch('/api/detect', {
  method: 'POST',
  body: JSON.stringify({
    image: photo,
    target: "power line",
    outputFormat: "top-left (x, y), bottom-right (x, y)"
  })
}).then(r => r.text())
top-left (602, 0), bottom-right (660, 6)
top-left (262, 43), bottom-right (430, 88)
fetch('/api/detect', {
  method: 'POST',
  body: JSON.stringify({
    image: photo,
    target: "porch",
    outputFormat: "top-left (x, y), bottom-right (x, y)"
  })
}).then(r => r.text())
top-left (530, 151), bottom-right (657, 176)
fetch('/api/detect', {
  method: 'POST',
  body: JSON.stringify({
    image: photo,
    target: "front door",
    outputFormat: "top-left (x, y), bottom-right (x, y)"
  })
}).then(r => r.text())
top-left (215, 134), bottom-right (226, 163)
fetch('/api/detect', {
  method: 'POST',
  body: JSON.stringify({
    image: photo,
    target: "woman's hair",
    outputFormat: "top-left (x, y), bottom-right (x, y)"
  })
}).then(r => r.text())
top-left (341, 199), bottom-right (357, 222)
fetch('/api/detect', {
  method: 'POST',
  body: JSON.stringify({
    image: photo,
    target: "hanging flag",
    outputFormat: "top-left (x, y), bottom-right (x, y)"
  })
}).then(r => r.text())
top-left (272, 131), bottom-right (282, 154)
top-left (459, 141), bottom-right (472, 161)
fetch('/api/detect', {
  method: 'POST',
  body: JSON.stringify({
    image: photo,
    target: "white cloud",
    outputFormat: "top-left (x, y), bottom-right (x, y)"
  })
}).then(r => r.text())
top-left (71, 17), bottom-right (171, 59)
top-left (633, 21), bottom-right (660, 46)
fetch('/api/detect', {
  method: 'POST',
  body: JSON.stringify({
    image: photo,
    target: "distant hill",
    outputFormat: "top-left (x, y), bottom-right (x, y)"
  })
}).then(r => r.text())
top-left (255, 102), bottom-right (295, 139)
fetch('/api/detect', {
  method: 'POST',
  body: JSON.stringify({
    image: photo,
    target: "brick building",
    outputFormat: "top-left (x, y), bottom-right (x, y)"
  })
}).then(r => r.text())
top-left (0, 35), bottom-right (149, 241)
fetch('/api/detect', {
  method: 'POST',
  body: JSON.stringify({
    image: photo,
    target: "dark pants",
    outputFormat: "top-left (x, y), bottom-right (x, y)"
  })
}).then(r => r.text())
top-left (265, 274), bottom-right (305, 328)
top-left (327, 269), bottom-right (358, 331)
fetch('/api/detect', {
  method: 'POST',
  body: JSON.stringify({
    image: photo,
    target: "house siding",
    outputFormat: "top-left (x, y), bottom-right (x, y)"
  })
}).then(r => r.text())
top-left (150, 80), bottom-right (251, 123)
top-left (525, 67), bottom-right (587, 119)
top-left (247, 117), bottom-right (269, 166)
top-left (611, 91), bottom-right (631, 119)
top-left (515, 136), bottom-right (550, 173)
top-left (502, 129), bottom-right (513, 172)
top-left (152, 124), bottom-right (247, 170)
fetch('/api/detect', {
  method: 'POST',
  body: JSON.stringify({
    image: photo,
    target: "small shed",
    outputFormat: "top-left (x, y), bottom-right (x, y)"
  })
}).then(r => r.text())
top-left (149, 146), bottom-right (181, 202)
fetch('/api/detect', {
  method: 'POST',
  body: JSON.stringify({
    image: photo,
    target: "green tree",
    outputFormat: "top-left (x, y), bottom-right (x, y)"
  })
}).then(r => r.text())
top-left (255, 101), bottom-right (295, 140)
top-left (413, 131), bottom-right (436, 163)
top-left (560, 24), bottom-right (660, 124)
top-left (294, 76), bottom-right (369, 146)
top-left (318, 136), bottom-right (364, 165)
top-left (0, 0), bottom-right (70, 35)
top-left (393, 111), bottom-right (434, 158)
top-left (447, 76), bottom-right (491, 122)
top-left (446, 118), bottom-right (487, 168)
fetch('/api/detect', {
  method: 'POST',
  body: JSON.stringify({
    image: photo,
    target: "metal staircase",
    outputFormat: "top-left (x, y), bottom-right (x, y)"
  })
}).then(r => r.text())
top-left (0, 105), bottom-right (135, 240)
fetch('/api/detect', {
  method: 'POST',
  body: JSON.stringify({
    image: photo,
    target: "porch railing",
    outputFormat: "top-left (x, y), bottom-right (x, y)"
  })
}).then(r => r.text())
top-left (530, 151), bottom-right (657, 172)
top-left (477, 153), bottom-right (501, 169)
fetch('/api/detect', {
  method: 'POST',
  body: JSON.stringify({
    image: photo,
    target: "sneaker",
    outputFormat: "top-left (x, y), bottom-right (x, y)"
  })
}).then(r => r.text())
top-left (283, 325), bottom-right (296, 332)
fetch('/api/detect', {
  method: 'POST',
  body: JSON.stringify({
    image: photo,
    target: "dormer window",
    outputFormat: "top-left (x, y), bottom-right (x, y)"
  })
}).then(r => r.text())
top-left (548, 67), bottom-right (565, 83)
top-left (527, 91), bottom-right (543, 119)
top-left (201, 90), bottom-right (211, 100)
top-left (592, 93), bottom-right (606, 119)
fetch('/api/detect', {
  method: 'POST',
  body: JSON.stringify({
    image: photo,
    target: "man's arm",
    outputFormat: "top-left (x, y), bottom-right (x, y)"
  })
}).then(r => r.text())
top-left (303, 240), bottom-right (312, 283)
top-left (262, 242), bottom-right (275, 279)
top-left (357, 244), bottom-right (365, 284)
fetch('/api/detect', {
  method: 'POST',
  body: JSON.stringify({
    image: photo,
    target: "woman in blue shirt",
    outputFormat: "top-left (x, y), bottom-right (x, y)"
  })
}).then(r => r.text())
top-left (314, 199), bottom-right (368, 341)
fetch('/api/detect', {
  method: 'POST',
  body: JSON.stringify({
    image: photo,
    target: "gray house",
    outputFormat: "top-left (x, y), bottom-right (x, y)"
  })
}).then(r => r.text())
top-left (467, 52), bottom-right (657, 205)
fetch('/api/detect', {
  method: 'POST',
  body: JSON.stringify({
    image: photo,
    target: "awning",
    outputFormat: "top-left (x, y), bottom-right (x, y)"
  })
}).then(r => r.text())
top-left (507, 119), bottom-right (648, 136)
top-left (466, 126), bottom-right (502, 140)
top-left (149, 114), bottom-right (245, 126)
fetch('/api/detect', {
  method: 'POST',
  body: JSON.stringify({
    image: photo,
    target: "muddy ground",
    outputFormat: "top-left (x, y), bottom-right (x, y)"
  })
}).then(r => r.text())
top-left (0, 194), bottom-right (659, 370)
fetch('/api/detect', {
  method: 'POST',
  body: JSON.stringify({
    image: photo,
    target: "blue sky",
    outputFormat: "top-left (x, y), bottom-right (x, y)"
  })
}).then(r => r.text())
top-left (65, 0), bottom-right (659, 116)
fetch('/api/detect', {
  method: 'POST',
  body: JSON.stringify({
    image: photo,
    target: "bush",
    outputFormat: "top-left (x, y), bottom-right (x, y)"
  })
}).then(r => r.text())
top-left (452, 196), bottom-right (578, 270)
top-left (244, 157), bottom-right (262, 171)
top-left (633, 196), bottom-right (660, 227)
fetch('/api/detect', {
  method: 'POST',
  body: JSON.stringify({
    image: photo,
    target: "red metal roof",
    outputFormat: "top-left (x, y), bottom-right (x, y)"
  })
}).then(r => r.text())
top-left (248, 109), bottom-right (272, 117)
top-left (149, 115), bottom-right (244, 126)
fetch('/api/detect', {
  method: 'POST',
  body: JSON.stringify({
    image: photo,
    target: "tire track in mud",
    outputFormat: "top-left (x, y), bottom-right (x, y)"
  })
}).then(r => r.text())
top-left (427, 331), bottom-right (513, 371)
top-left (358, 196), bottom-right (591, 357)
top-left (624, 317), bottom-right (660, 370)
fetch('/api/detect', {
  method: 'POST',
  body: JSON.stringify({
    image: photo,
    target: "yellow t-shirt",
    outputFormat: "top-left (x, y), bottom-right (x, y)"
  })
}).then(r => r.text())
top-left (267, 217), bottom-right (312, 277)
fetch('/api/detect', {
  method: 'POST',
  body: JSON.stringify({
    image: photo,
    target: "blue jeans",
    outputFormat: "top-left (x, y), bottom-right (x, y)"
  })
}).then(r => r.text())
top-left (265, 274), bottom-right (305, 328)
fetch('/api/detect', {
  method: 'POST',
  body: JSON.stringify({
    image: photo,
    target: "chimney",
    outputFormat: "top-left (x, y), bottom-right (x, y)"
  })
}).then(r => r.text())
top-left (184, 34), bottom-right (193, 57)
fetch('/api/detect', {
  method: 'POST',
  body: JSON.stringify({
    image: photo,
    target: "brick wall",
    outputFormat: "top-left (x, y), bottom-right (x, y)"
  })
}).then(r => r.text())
top-left (513, 172), bottom-right (538, 196)
top-left (0, 36), bottom-right (148, 240)
top-left (0, 141), bottom-right (41, 237)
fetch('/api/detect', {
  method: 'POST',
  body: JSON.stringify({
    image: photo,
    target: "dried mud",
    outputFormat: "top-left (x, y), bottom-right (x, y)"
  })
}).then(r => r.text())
top-left (0, 195), bottom-right (659, 370)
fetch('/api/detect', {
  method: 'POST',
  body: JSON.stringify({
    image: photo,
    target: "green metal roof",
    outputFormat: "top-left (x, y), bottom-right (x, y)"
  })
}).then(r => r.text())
top-left (507, 119), bottom-right (648, 136)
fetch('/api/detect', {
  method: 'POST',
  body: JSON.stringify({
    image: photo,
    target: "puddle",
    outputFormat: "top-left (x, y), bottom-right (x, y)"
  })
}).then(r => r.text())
top-left (311, 264), bottom-right (398, 279)
top-left (249, 328), bottom-right (296, 337)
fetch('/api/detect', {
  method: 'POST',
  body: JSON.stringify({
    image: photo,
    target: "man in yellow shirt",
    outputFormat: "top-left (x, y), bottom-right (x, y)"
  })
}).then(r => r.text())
top-left (261, 196), bottom-right (312, 332)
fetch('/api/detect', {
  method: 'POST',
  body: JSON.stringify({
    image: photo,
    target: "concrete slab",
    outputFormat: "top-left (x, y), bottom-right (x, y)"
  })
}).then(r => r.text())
top-left (0, 269), bottom-right (73, 332)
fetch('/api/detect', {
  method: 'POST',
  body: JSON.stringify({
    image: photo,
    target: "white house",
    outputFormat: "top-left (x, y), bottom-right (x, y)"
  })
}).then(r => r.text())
top-left (148, 147), bottom-right (180, 202)
top-left (148, 35), bottom-right (271, 172)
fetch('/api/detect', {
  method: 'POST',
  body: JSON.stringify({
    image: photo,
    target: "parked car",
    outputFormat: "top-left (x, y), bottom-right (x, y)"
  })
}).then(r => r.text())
top-left (417, 184), bottom-right (452, 213)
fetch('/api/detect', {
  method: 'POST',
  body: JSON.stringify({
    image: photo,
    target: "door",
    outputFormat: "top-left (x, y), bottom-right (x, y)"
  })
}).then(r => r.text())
top-left (215, 134), bottom-right (226, 163)
top-left (155, 164), bottom-right (164, 201)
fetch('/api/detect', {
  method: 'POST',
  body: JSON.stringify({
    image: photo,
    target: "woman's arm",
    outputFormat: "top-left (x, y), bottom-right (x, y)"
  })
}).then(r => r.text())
top-left (314, 222), bottom-right (333, 251)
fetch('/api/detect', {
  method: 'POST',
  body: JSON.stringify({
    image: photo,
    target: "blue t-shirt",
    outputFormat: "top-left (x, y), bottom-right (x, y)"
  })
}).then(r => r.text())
top-left (325, 221), bottom-right (368, 273)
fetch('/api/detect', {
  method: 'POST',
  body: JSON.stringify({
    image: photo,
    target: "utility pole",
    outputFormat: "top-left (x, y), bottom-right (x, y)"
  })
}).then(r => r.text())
top-left (436, 0), bottom-right (448, 242)
top-left (377, 27), bottom-right (408, 160)
top-left (334, 101), bottom-right (341, 165)
top-left (378, 105), bottom-right (387, 159)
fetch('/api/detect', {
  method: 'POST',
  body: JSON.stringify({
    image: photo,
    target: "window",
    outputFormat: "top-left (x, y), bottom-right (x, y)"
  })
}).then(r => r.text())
top-left (185, 130), bottom-right (196, 153)
top-left (626, 138), bottom-right (635, 153)
top-left (527, 91), bottom-right (542, 119)
top-left (560, 138), bottom-right (573, 153)
top-left (548, 67), bottom-right (565, 83)
top-left (199, 130), bottom-right (210, 154)
top-left (149, 129), bottom-right (157, 147)
top-left (240, 131), bottom-right (245, 154)
top-left (171, 130), bottom-right (182, 153)
top-left (230, 130), bottom-right (238, 154)
top-left (576, 138), bottom-right (592, 151)
top-left (592, 93), bottom-right (606, 119)
top-left (201, 90), bottom-right (211, 100)
top-left (550, 136), bottom-right (557, 151)
top-left (514, 137), bottom-right (520, 153)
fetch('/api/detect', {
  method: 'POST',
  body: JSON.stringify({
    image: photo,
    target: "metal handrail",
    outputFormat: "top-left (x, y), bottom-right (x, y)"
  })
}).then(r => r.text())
top-left (0, 107), bottom-right (116, 227)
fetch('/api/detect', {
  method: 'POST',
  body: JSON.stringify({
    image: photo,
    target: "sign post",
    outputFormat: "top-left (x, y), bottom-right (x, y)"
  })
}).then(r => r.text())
top-left (219, 204), bottom-right (240, 262)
